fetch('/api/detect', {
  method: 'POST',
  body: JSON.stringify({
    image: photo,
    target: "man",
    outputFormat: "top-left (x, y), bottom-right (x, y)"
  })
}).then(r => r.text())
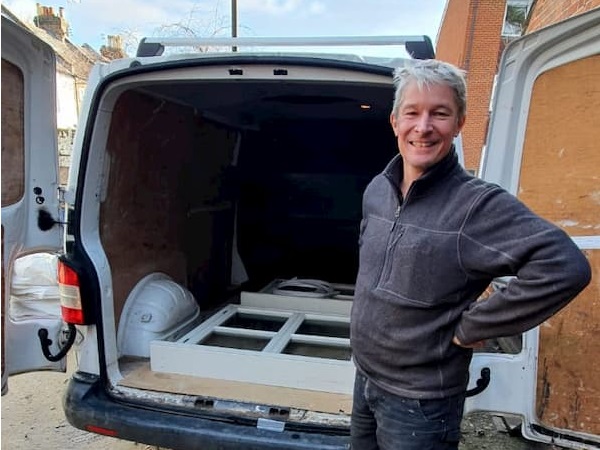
top-left (349, 59), bottom-right (591, 450)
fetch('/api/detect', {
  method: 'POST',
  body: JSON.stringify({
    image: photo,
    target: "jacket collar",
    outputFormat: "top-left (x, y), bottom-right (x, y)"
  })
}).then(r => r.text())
top-left (384, 146), bottom-right (461, 194)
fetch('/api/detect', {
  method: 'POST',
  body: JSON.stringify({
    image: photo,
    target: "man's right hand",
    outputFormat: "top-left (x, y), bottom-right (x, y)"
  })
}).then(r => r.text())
top-left (452, 336), bottom-right (485, 349)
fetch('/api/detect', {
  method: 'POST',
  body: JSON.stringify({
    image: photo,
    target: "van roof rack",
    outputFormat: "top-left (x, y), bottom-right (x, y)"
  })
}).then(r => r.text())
top-left (136, 35), bottom-right (435, 60)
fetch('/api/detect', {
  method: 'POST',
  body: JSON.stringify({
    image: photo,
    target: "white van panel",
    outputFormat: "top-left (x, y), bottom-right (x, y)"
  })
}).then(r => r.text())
top-left (470, 8), bottom-right (600, 449)
top-left (1, 15), bottom-right (64, 388)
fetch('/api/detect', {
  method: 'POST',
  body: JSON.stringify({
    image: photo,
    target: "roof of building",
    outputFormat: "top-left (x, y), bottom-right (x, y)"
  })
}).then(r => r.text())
top-left (1, 4), bottom-right (107, 81)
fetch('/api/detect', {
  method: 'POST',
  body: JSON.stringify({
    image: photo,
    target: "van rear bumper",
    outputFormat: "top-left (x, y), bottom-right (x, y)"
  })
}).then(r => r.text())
top-left (63, 372), bottom-right (351, 450)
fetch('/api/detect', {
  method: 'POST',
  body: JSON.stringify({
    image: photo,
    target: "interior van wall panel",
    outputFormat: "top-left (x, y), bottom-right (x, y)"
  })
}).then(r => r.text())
top-left (1, 59), bottom-right (25, 206)
top-left (518, 55), bottom-right (600, 435)
top-left (184, 120), bottom-right (237, 305)
top-left (100, 91), bottom-right (196, 324)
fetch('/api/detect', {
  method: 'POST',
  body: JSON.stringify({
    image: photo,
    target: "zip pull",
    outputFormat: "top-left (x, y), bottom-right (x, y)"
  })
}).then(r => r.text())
top-left (390, 204), bottom-right (401, 231)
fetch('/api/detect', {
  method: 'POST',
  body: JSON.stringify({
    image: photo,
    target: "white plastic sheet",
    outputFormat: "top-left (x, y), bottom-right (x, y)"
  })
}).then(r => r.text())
top-left (10, 253), bottom-right (61, 319)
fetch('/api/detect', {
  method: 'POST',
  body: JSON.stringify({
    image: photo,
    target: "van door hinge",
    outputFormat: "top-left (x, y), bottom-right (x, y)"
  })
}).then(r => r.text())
top-left (57, 186), bottom-right (67, 222)
top-left (57, 185), bottom-right (66, 203)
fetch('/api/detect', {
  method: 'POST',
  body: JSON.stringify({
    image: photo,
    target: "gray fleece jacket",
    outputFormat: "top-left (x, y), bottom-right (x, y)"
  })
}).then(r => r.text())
top-left (350, 149), bottom-right (591, 399)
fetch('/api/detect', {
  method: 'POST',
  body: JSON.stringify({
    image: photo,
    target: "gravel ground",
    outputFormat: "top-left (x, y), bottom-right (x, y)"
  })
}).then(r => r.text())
top-left (2, 366), bottom-right (559, 450)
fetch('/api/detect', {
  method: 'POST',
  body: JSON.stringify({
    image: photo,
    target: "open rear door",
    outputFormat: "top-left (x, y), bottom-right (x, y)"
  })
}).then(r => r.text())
top-left (467, 8), bottom-right (600, 449)
top-left (1, 14), bottom-right (64, 394)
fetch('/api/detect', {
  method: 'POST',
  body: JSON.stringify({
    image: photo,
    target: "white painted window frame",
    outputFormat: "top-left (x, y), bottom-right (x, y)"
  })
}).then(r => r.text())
top-left (150, 292), bottom-right (355, 394)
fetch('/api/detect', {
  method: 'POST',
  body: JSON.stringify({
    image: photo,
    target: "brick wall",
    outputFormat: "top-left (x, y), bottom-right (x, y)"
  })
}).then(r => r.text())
top-left (527, 0), bottom-right (600, 32)
top-left (436, 0), bottom-right (506, 173)
top-left (436, 0), bottom-right (471, 65)
top-left (436, 0), bottom-right (599, 173)
top-left (33, 5), bottom-right (68, 41)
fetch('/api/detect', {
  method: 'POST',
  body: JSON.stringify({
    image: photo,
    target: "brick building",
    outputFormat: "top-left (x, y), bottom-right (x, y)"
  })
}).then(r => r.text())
top-left (527, 0), bottom-right (600, 31)
top-left (436, 0), bottom-right (600, 174)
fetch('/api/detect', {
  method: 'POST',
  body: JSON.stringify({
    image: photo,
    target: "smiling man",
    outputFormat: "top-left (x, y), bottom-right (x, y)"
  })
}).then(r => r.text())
top-left (349, 59), bottom-right (591, 450)
top-left (391, 80), bottom-right (464, 194)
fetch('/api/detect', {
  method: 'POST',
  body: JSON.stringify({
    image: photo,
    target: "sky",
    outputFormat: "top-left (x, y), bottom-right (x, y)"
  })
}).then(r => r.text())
top-left (4, 0), bottom-right (448, 57)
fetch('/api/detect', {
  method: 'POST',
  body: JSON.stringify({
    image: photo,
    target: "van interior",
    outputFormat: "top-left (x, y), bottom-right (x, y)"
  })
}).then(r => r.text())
top-left (90, 63), bottom-right (399, 423)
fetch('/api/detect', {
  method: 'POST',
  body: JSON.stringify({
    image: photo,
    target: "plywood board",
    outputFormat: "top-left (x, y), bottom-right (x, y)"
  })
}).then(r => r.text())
top-left (1, 58), bottom-right (25, 207)
top-left (119, 361), bottom-right (353, 415)
top-left (100, 91), bottom-right (195, 324)
top-left (535, 249), bottom-right (600, 434)
top-left (518, 55), bottom-right (600, 435)
top-left (519, 55), bottom-right (600, 236)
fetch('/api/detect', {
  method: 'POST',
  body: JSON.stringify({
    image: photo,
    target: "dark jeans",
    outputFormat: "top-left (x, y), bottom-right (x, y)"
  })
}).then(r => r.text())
top-left (350, 371), bottom-right (465, 450)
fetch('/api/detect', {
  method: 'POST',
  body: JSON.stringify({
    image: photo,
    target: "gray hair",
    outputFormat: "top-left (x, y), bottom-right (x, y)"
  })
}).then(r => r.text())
top-left (391, 59), bottom-right (467, 121)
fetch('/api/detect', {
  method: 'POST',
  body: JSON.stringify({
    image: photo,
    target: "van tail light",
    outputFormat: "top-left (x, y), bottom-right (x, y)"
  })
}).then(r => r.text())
top-left (58, 260), bottom-right (86, 325)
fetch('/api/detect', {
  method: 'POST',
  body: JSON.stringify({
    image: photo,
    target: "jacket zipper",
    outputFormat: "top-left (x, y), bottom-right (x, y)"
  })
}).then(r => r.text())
top-left (390, 204), bottom-right (401, 231)
top-left (380, 181), bottom-right (416, 286)
top-left (378, 186), bottom-right (404, 287)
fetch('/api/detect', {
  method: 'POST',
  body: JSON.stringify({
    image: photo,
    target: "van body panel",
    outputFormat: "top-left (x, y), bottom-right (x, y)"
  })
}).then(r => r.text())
top-left (520, 56), bottom-right (599, 440)
top-left (1, 14), bottom-right (64, 393)
top-left (64, 374), bottom-right (350, 450)
top-left (61, 54), bottom-right (404, 447)
top-left (471, 8), bottom-right (600, 449)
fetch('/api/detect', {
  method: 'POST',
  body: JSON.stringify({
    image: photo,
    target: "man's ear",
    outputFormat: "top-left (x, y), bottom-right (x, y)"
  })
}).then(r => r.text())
top-left (456, 115), bottom-right (466, 135)
top-left (390, 113), bottom-right (398, 136)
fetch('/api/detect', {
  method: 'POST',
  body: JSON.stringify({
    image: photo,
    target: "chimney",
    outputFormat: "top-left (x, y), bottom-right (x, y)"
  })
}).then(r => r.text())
top-left (100, 35), bottom-right (127, 60)
top-left (34, 3), bottom-right (69, 41)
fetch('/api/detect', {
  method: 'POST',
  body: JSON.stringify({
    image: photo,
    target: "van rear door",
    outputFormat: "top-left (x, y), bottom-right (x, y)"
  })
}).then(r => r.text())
top-left (467, 8), bottom-right (600, 449)
top-left (1, 14), bottom-right (64, 394)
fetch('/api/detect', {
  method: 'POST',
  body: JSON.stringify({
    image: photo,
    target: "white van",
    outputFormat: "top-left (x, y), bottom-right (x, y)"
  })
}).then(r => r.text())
top-left (2, 8), bottom-right (599, 450)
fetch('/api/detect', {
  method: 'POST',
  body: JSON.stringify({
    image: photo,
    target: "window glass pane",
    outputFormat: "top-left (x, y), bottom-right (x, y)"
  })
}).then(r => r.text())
top-left (296, 319), bottom-right (350, 339)
top-left (283, 342), bottom-right (351, 361)
top-left (502, 4), bottom-right (528, 36)
top-left (221, 312), bottom-right (286, 332)
top-left (201, 332), bottom-right (269, 351)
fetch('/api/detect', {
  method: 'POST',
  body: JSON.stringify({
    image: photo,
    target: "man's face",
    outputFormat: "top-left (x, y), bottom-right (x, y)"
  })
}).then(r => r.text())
top-left (390, 81), bottom-right (465, 177)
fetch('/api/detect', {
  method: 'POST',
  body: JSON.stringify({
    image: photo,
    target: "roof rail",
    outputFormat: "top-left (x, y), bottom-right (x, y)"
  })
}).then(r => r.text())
top-left (136, 35), bottom-right (435, 59)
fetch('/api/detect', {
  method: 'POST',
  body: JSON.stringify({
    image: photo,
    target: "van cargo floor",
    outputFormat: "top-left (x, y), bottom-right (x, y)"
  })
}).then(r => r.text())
top-left (118, 361), bottom-right (352, 414)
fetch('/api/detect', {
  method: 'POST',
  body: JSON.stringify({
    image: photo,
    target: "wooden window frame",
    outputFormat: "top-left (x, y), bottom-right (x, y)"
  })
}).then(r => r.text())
top-left (150, 291), bottom-right (355, 394)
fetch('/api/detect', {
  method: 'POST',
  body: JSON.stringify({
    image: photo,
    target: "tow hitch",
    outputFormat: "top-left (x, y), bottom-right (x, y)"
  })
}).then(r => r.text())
top-left (465, 367), bottom-right (491, 397)
top-left (38, 323), bottom-right (77, 362)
